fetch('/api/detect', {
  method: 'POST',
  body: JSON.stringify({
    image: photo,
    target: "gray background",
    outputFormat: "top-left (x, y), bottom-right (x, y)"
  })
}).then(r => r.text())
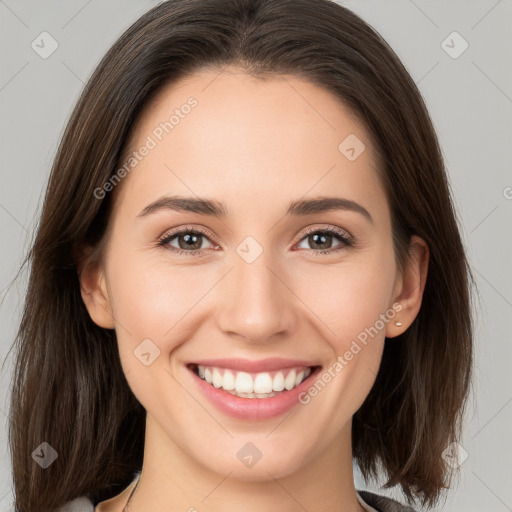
top-left (0, 1), bottom-right (511, 511)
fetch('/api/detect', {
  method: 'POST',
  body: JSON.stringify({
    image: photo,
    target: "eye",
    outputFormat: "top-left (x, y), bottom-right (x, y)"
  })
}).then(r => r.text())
top-left (157, 225), bottom-right (355, 256)
top-left (295, 226), bottom-right (355, 254)
top-left (157, 226), bottom-right (217, 256)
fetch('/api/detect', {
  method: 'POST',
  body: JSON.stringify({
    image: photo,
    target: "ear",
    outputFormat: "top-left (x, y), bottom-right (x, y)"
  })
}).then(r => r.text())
top-left (386, 235), bottom-right (429, 338)
top-left (77, 249), bottom-right (116, 329)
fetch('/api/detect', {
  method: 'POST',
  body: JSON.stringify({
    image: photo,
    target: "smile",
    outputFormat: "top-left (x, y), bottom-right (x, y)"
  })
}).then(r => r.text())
top-left (185, 361), bottom-right (322, 420)
top-left (190, 364), bottom-right (314, 398)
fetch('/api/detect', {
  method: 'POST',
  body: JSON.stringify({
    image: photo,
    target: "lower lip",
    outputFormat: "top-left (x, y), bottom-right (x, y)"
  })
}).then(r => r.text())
top-left (187, 365), bottom-right (321, 421)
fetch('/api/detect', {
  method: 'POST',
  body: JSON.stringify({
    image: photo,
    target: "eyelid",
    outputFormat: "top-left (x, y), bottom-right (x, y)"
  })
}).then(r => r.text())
top-left (157, 224), bottom-right (218, 246)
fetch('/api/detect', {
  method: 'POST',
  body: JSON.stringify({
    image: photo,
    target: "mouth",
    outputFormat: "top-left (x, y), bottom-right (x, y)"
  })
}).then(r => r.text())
top-left (186, 363), bottom-right (322, 399)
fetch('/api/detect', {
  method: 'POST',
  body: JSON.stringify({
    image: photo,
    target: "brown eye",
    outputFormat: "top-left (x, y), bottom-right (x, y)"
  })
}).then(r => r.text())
top-left (296, 227), bottom-right (354, 254)
top-left (158, 227), bottom-right (215, 255)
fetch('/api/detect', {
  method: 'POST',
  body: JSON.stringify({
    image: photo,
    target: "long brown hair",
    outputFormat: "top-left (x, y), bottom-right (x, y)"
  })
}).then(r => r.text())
top-left (7, 0), bottom-right (476, 510)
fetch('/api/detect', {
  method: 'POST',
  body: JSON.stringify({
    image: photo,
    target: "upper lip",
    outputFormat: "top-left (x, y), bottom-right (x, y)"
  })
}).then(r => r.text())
top-left (187, 358), bottom-right (320, 373)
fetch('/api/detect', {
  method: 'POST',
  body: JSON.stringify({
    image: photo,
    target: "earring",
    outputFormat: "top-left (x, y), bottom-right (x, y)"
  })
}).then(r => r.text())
top-left (395, 321), bottom-right (402, 326)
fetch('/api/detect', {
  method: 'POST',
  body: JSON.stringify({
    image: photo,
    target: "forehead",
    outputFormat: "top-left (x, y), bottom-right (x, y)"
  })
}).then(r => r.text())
top-left (113, 67), bottom-right (388, 225)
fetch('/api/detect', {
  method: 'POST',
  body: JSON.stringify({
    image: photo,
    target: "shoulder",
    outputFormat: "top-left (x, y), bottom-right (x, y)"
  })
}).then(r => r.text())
top-left (357, 490), bottom-right (418, 512)
top-left (55, 496), bottom-right (95, 512)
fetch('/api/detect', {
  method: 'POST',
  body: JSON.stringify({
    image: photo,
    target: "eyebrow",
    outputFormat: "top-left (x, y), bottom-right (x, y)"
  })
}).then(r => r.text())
top-left (137, 195), bottom-right (374, 225)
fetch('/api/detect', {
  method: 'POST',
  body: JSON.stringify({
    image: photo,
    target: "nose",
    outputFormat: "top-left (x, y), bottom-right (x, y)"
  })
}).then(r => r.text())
top-left (215, 251), bottom-right (297, 344)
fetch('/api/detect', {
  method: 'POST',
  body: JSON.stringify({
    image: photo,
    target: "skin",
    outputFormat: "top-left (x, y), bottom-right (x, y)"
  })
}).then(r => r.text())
top-left (80, 66), bottom-right (429, 512)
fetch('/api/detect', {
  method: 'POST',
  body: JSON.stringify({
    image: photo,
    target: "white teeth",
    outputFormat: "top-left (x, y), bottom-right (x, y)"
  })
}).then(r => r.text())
top-left (195, 364), bottom-right (313, 396)
top-left (284, 369), bottom-right (297, 390)
top-left (235, 372), bottom-right (254, 393)
top-left (253, 373), bottom-right (273, 394)
top-left (273, 371), bottom-right (285, 391)
top-left (212, 368), bottom-right (223, 388)
top-left (222, 370), bottom-right (236, 390)
top-left (229, 391), bottom-right (278, 399)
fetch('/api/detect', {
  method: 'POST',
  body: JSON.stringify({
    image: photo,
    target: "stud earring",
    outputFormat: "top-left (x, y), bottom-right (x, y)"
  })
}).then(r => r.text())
top-left (395, 321), bottom-right (402, 327)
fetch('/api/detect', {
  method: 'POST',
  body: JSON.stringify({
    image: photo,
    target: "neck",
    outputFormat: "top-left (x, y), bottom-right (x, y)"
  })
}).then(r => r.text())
top-left (126, 414), bottom-right (366, 512)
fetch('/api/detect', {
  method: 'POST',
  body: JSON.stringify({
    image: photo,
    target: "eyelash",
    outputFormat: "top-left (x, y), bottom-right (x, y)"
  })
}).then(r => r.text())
top-left (156, 225), bottom-right (356, 257)
top-left (157, 227), bottom-right (357, 256)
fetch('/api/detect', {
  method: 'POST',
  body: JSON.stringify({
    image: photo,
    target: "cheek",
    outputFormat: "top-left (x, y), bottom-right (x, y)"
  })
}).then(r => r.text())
top-left (106, 251), bottom-right (213, 364)
top-left (291, 254), bottom-right (395, 406)
top-left (293, 256), bottom-right (395, 344)
top-left (106, 254), bottom-right (210, 404)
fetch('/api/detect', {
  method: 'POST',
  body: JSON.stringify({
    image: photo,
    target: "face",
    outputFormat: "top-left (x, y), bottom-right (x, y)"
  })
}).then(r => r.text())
top-left (81, 67), bottom-right (425, 483)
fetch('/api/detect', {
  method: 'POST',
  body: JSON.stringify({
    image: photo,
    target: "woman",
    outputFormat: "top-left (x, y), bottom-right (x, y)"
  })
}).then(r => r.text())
top-left (8, 0), bottom-right (475, 511)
